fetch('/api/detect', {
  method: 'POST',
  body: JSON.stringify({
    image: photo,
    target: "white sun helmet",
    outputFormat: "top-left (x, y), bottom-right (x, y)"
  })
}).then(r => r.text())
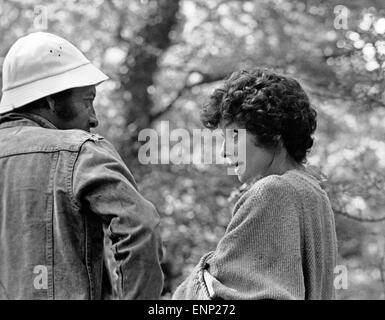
top-left (0, 32), bottom-right (109, 114)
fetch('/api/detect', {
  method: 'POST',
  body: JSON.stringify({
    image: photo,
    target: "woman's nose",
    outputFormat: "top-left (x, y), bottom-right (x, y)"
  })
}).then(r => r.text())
top-left (220, 141), bottom-right (227, 158)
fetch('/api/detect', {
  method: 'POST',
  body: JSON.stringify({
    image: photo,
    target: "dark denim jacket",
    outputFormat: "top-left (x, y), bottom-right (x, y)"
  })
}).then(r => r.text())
top-left (0, 113), bottom-right (164, 300)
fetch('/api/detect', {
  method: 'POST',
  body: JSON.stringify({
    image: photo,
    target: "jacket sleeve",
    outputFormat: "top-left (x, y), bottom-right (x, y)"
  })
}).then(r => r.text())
top-left (72, 137), bottom-right (164, 299)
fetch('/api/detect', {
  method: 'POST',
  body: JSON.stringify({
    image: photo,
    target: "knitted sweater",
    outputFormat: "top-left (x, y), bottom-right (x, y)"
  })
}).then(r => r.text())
top-left (172, 169), bottom-right (338, 300)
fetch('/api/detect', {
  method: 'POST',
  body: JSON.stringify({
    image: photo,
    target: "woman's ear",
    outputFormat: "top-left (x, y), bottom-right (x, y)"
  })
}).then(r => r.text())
top-left (273, 136), bottom-right (287, 159)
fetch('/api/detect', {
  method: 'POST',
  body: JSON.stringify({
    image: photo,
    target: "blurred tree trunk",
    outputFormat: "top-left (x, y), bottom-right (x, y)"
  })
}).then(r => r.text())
top-left (118, 0), bottom-right (181, 161)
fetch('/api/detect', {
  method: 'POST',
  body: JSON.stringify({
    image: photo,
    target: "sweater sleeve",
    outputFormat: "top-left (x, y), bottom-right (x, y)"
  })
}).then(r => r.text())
top-left (172, 252), bottom-right (213, 300)
top-left (205, 175), bottom-right (305, 300)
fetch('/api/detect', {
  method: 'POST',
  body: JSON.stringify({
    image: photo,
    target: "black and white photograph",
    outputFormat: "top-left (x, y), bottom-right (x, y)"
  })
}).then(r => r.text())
top-left (0, 0), bottom-right (385, 306)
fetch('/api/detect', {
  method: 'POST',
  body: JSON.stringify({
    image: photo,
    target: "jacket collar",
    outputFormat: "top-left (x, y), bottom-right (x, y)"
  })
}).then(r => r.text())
top-left (0, 112), bottom-right (58, 130)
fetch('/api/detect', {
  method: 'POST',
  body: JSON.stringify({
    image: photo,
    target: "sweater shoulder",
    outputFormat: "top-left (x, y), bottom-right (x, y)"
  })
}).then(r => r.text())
top-left (248, 173), bottom-right (298, 199)
top-left (233, 174), bottom-right (298, 215)
top-left (249, 170), bottom-right (326, 198)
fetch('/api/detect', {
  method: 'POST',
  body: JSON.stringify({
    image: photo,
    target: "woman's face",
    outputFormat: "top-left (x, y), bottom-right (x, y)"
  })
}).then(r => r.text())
top-left (219, 122), bottom-right (275, 183)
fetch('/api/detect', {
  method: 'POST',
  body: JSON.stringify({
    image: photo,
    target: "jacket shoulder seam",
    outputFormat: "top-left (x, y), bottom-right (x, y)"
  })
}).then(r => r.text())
top-left (68, 137), bottom-right (103, 212)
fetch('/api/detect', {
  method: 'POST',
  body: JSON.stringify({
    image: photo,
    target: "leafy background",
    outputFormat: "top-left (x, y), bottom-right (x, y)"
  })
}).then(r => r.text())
top-left (1, 0), bottom-right (385, 299)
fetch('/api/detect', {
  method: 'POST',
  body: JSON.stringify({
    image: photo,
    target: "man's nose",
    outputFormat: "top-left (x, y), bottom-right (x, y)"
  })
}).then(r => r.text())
top-left (89, 116), bottom-right (99, 128)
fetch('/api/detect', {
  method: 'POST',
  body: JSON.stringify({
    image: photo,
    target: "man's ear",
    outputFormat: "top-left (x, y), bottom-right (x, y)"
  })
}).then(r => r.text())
top-left (273, 135), bottom-right (282, 146)
top-left (45, 96), bottom-right (56, 113)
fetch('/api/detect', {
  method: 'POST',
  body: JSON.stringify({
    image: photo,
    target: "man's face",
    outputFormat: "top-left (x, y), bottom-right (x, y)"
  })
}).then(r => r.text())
top-left (54, 85), bottom-right (98, 132)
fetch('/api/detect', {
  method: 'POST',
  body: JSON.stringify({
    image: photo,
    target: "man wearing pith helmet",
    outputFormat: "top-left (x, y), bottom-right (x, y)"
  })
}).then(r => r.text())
top-left (0, 32), bottom-right (164, 299)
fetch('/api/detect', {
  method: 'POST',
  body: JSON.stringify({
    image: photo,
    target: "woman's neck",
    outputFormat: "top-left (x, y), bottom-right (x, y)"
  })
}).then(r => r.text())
top-left (266, 148), bottom-right (304, 177)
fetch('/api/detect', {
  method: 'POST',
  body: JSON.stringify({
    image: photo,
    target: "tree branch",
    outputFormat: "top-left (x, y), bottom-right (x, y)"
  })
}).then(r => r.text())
top-left (304, 83), bottom-right (385, 109)
top-left (334, 209), bottom-right (385, 223)
top-left (150, 71), bottom-right (227, 121)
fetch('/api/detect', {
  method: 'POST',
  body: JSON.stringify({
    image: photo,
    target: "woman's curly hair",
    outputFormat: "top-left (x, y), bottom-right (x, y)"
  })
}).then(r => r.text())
top-left (201, 69), bottom-right (317, 163)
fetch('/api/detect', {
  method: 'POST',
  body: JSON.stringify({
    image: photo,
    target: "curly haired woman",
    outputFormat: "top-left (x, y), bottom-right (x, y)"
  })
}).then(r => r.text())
top-left (172, 69), bottom-right (338, 300)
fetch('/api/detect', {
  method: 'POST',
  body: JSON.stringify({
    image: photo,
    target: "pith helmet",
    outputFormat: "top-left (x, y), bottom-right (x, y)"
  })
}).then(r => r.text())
top-left (0, 32), bottom-right (108, 114)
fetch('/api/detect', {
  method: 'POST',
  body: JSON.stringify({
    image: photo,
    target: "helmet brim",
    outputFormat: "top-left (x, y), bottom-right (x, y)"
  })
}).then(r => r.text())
top-left (0, 63), bottom-right (109, 114)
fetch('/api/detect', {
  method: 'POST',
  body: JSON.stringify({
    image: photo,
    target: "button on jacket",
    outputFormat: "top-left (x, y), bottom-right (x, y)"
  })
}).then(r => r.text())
top-left (0, 113), bottom-right (164, 299)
